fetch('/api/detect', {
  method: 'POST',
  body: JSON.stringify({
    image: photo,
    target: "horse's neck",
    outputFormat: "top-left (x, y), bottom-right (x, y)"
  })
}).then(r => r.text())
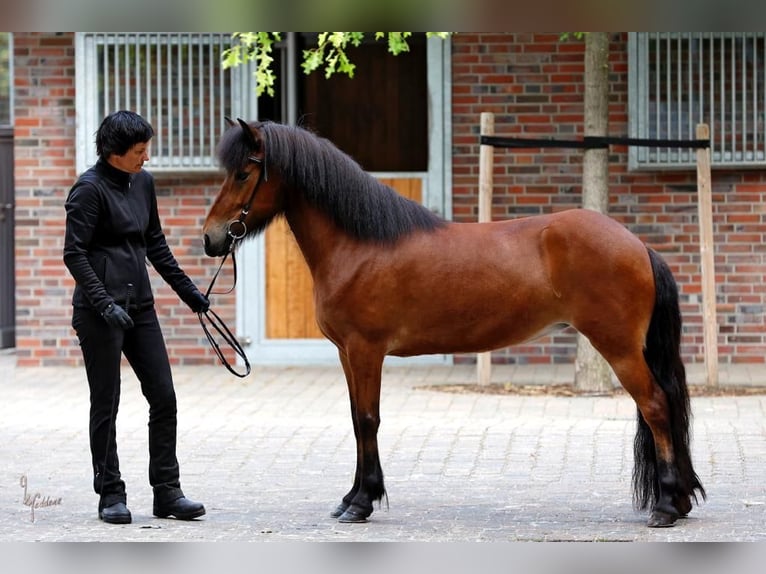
top-left (284, 192), bottom-right (350, 275)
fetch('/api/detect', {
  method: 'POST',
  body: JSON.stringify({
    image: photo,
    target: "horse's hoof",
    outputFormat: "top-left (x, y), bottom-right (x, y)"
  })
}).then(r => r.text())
top-left (330, 502), bottom-right (349, 519)
top-left (647, 510), bottom-right (678, 528)
top-left (337, 506), bottom-right (370, 523)
top-left (674, 496), bottom-right (692, 517)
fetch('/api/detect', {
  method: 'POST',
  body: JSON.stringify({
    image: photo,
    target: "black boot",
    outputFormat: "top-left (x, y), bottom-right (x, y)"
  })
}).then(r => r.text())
top-left (99, 501), bottom-right (132, 524)
top-left (153, 496), bottom-right (206, 520)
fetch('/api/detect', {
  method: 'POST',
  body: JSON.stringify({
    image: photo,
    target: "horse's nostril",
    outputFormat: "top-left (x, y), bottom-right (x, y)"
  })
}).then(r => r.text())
top-left (203, 234), bottom-right (213, 256)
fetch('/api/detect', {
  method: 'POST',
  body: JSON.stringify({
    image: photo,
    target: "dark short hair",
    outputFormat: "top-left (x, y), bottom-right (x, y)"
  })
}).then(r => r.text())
top-left (95, 110), bottom-right (154, 158)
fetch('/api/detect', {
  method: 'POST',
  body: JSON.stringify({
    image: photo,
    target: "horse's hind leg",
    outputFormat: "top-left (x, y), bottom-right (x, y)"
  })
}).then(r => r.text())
top-left (608, 353), bottom-right (693, 527)
top-left (333, 348), bottom-right (386, 523)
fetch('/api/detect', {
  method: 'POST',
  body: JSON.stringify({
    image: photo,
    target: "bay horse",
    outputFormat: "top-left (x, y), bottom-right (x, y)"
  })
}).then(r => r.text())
top-left (202, 118), bottom-right (705, 528)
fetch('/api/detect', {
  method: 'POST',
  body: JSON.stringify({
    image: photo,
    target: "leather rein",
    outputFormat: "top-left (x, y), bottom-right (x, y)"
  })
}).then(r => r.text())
top-left (197, 154), bottom-right (266, 378)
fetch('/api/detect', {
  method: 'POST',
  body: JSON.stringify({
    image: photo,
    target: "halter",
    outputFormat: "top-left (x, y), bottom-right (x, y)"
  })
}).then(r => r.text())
top-left (225, 154), bottom-right (267, 243)
top-left (198, 153), bottom-right (267, 378)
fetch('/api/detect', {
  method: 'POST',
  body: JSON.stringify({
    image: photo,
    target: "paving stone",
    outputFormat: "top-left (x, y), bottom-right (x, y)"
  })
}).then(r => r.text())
top-left (0, 353), bottom-right (764, 542)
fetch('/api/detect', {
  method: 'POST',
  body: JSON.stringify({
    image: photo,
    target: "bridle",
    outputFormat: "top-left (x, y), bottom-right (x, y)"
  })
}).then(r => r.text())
top-left (198, 154), bottom-right (267, 378)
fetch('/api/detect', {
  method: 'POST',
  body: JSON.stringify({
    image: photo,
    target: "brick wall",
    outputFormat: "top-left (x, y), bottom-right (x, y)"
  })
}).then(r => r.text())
top-left (451, 32), bottom-right (766, 365)
top-left (13, 33), bottom-right (235, 367)
top-left (13, 32), bottom-right (766, 367)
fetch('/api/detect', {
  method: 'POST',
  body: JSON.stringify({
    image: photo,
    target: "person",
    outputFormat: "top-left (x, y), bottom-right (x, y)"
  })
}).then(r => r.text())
top-left (63, 110), bottom-right (209, 524)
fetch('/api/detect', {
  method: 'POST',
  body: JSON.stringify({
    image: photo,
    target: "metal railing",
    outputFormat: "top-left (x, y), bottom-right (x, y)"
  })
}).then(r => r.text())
top-left (76, 33), bottom-right (256, 173)
top-left (629, 32), bottom-right (766, 169)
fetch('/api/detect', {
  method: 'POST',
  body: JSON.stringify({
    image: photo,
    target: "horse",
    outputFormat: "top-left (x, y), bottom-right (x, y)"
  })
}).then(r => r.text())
top-left (202, 118), bottom-right (706, 528)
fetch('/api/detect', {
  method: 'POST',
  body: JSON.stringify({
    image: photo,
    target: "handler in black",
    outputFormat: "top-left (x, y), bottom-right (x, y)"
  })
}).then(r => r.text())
top-left (64, 110), bottom-right (209, 524)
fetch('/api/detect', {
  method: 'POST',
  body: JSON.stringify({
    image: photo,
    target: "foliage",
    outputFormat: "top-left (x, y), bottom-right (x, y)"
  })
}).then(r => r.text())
top-left (222, 32), bottom-right (283, 97)
top-left (559, 32), bottom-right (587, 41)
top-left (223, 32), bottom-right (451, 97)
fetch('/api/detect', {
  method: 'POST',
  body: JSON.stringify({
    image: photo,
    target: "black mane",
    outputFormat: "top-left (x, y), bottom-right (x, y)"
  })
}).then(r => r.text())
top-left (216, 121), bottom-right (446, 242)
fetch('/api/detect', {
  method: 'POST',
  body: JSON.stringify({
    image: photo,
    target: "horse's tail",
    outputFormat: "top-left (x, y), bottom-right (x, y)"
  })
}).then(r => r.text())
top-left (633, 248), bottom-right (706, 511)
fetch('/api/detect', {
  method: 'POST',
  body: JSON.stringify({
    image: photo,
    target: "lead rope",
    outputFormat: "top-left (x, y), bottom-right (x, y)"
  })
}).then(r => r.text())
top-left (197, 243), bottom-right (251, 378)
top-left (198, 151), bottom-right (265, 378)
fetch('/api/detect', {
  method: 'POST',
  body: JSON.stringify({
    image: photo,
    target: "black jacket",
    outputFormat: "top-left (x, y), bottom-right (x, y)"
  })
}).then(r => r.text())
top-left (64, 159), bottom-right (200, 313)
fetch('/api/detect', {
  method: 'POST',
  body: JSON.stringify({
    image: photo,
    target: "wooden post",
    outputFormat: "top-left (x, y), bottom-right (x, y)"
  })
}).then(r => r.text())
top-left (696, 123), bottom-right (719, 387)
top-left (477, 112), bottom-right (494, 386)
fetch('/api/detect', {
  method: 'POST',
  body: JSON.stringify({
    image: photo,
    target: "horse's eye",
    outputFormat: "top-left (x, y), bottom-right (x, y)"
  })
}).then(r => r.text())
top-left (235, 171), bottom-right (249, 183)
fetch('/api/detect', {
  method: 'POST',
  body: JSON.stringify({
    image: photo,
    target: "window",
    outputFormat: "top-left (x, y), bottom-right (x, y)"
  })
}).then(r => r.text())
top-left (75, 33), bottom-right (256, 173)
top-left (629, 32), bottom-right (766, 169)
top-left (0, 33), bottom-right (11, 127)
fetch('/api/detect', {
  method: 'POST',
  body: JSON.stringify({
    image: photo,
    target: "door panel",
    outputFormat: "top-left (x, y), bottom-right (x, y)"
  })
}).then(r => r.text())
top-left (265, 177), bottom-right (423, 339)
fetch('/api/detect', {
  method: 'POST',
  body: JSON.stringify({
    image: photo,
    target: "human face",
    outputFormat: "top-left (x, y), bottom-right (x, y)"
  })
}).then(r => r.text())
top-left (107, 141), bottom-right (151, 174)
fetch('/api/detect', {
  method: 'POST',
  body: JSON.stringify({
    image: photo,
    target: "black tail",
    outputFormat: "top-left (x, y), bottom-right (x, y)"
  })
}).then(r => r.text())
top-left (633, 248), bottom-right (706, 510)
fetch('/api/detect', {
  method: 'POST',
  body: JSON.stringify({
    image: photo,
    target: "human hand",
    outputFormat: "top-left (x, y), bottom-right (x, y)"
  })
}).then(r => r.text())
top-left (187, 289), bottom-right (210, 314)
top-left (102, 303), bottom-right (134, 329)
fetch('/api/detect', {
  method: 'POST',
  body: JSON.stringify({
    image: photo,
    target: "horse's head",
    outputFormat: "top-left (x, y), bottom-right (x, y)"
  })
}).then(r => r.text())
top-left (203, 118), bottom-right (282, 257)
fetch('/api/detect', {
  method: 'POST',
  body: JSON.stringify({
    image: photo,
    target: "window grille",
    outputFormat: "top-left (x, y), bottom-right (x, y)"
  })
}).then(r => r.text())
top-left (629, 32), bottom-right (766, 169)
top-left (75, 33), bottom-right (256, 173)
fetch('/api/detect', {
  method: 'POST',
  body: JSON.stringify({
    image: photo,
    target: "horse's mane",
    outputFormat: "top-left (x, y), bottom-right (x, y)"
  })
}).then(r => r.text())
top-left (217, 121), bottom-right (446, 242)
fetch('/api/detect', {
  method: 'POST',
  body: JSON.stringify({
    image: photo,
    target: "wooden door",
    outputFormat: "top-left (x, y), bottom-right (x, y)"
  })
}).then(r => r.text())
top-left (262, 34), bottom-right (429, 341)
top-left (265, 177), bottom-right (423, 339)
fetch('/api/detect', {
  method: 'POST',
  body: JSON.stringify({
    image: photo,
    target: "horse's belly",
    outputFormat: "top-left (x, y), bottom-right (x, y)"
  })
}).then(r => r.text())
top-left (386, 310), bottom-right (570, 356)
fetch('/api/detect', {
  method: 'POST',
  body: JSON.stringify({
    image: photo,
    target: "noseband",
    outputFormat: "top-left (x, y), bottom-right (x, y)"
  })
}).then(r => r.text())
top-left (199, 154), bottom-right (267, 378)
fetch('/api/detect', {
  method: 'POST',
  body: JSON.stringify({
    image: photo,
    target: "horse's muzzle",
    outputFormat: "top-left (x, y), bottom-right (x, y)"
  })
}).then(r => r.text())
top-left (203, 233), bottom-right (227, 257)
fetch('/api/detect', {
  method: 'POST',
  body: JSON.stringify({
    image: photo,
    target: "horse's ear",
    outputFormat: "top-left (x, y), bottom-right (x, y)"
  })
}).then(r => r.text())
top-left (224, 116), bottom-right (234, 128)
top-left (236, 118), bottom-right (259, 151)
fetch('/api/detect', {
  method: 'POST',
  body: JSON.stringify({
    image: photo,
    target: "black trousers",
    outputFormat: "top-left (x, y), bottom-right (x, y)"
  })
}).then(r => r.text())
top-left (72, 306), bottom-right (184, 508)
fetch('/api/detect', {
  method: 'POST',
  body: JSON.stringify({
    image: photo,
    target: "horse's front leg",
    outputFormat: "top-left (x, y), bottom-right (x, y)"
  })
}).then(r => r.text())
top-left (333, 348), bottom-right (386, 523)
top-left (330, 350), bottom-right (361, 518)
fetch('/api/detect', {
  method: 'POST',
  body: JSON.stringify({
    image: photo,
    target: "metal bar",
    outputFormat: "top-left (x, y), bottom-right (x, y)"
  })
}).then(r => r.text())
top-left (197, 38), bottom-right (208, 165)
top-left (219, 35), bottom-right (225, 143)
top-left (156, 34), bottom-right (163, 161)
top-left (208, 37), bottom-right (215, 163)
top-left (103, 37), bottom-right (110, 118)
top-left (687, 34), bottom-right (693, 163)
top-left (634, 32), bottom-right (645, 165)
top-left (720, 35), bottom-right (725, 157)
top-left (683, 32), bottom-right (694, 147)
top-left (135, 35), bottom-right (141, 115)
top-left (742, 34), bottom-right (747, 160)
top-left (654, 32), bottom-right (662, 162)
top-left (695, 36), bottom-right (710, 124)
top-left (709, 33), bottom-right (714, 159)
top-left (145, 34), bottom-right (151, 132)
top-left (188, 34), bottom-right (194, 164)
top-left (754, 34), bottom-right (759, 158)
top-left (677, 35), bottom-right (682, 149)
top-left (124, 34), bottom-right (130, 111)
top-left (730, 36), bottom-right (735, 159)
top-left (177, 35), bottom-right (183, 163)
top-left (665, 33), bottom-right (671, 162)
top-left (167, 36), bottom-right (173, 162)
top-left (113, 37), bottom-right (120, 111)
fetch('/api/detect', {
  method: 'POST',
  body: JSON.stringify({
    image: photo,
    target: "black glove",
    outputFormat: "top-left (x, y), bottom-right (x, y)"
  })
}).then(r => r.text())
top-left (186, 288), bottom-right (210, 314)
top-left (102, 303), bottom-right (134, 329)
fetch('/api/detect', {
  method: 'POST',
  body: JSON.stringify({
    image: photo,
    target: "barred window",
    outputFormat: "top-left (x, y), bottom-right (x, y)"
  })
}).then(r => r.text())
top-left (75, 33), bottom-right (256, 173)
top-left (629, 32), bottom-right (766, 169)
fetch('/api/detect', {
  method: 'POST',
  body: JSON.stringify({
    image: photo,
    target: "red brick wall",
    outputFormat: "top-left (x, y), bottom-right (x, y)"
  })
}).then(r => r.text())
top-left (13, 33), bottom-right (766, 367)
top-left (451, 32), bottom-right (766, 365)
top-left (13, 33), bottom-right (235, 367)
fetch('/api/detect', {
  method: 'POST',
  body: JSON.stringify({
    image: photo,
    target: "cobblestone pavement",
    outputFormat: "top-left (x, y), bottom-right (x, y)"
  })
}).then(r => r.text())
top-left (1, 350), bottom-right (765, 543)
